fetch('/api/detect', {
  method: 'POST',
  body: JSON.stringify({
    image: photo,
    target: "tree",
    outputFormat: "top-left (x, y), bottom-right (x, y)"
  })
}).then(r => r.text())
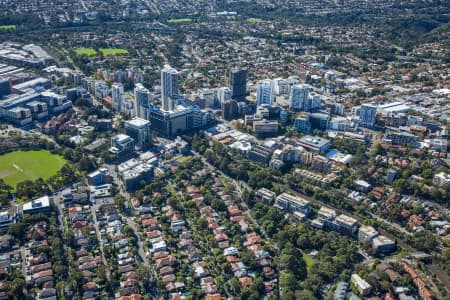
top-left (409, 231), bottom-right (439, 252)
top-left (393, 178), bottom-right (408, 193)
top-left (114, 194), bottom-right (126, 208)
top-left (6, 278), bottom-right (26, 299)
top-left (109, 185), bottom-right (120, 197)
top-left (78, 156), bottom-right (96, 172)
top-left (229, 277), bottom-right (240, 295)
top-left (136, 265), bottom-right (153, 291)
top-left (211, 197), bottom-right (227, 212)
top-left (241, 189), bottom-right (255, 207)
top-left (8, 222), bottom-right (25, 241)
top-left (16, 179), bottom-right (49, 199)
top-left (240, 249), bottom-right (259, 270)
top-left (134, 190), bottom-right (144, 200)
top-left (0, 179), bottom-right (12, 208)
top-left (248, 168), bottom-right (274, 189)
top-left (280, 243), bottom-right (307, 280)
top-left (295, 290), bottom-right (317, 300)
top-left (69, 269), bottom-right (84, 297)
top-left (123, 225), bottom-right (135, 237)
top-left (196, 217), bottom-right (208, 231)
top-left (280, 272), bottom-right (298, 291)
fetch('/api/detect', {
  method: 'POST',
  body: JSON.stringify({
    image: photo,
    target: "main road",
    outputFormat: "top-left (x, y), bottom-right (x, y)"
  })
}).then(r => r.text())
top-left (104, 163), bottom-right (160, 298)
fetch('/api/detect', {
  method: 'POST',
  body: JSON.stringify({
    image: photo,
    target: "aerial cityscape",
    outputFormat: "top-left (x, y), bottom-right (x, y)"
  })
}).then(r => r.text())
top-left (0, 0), bottom-right (449, 299)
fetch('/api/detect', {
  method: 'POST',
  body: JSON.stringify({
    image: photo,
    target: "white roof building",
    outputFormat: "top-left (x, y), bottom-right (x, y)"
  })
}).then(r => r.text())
top-left (22, 196), bottom-right (51, 214)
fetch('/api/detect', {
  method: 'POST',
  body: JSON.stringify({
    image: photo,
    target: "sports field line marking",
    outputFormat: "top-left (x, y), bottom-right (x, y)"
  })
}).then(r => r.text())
top-left (13, 163), bottom-right (24, 172)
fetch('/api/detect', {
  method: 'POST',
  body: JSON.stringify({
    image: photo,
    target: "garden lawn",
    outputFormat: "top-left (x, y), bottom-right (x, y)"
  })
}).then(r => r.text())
top-left (0, 25), bottom-right (16, 30)
top-left (301, 250), bottom-right (315, 270)
top-left (75, 47), bottom-right (98, 57)
top-left (0, 150), bottom-right (66, 188)
top-left (99, 48), bottom-right (129, 56)
top-left (247, 18), bottom-right (263, 23)
top-left (168, 18), bottom-right (192, 23)
top-left (176, 156), bottom-right (192, 163)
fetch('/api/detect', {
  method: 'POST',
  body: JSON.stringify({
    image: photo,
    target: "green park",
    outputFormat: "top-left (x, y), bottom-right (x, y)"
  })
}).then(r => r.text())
top-left (0, 150), bottom-right (66, 188)
top-left (246, 18), bottom-right (263, 23)
top-left (74, 47), bottom-right (98, 57)
top-left (0, 25), bottom-right (16, 30)
top-left (168, 18), bottom-right (192, 24)
top-left (99, 48), bottom-right (129, 56)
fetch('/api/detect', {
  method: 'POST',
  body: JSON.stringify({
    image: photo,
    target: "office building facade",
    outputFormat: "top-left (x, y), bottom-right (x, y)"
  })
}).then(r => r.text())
top-left (149, 105), bottom-right (214, 137)
top-left (0, 91), bottom-right (72, 126)
top-left (161, 65), bottom-right (179, 111)
top-left (256, 79), bottom-right (275, 106)
top-left (124, 117), bottom-right (152, 150)
top-left (230, 68), bottom-right (247, 100)
top-left (0, 77), bottom-right (10, 98)
top-left (218, 87), bottom-right (231, 106)
top-left (275, 193), bottom-right (311, 215)
top-left (359, 103), bottom-right (377, 127)
top-left (110, 134), bottom-right (135, 156)
top-left (293, 113), bottom-right (311, 133)
top-left (253, 119), bottom-right (278, 135)
top-left (247, 144), bottom-right (273, 165)
top-left (222, 99), bottom-right (238, 121)
top-left (134, 83), bottom-right (150, 120)
top-left (309, 113), bottom-right (330, 131)
top-left (289, 84), bottom-right (312, 110)
top-left (112, 83), bottom-right (124, 111)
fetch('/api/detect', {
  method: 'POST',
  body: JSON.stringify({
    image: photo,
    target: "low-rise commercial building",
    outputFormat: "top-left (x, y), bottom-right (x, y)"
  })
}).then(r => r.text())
top-left (372, 235), bottom-right (396, 254)
top-left (358, 225), bottom-right (379, 242)
top-left (22, 196), bottom-right (51, 215)
top-left (0, 90), bottom-right (72, 125)
top-left (317, 207), bottom-right (336, 222)
top-left (87, 168), bottom-right (112, 186)
top-left (293, 113), bottom-right (311, 133)
top-left (351, 274), bottom-right (372, 296)
top-left (433, 172), bottom-right (450, 188)
top-left (255, 188), bottom-right (276, 204)
top-left (110, 134), bottom-right (135, 157)
top-left (294, 169), bottom-right (339, 186)
top-left (298, 135), bottom-right (331, 153)
top-left (122, 162), bottom-right (153, 191)
top-left (275, 193), bottom-right (311, 216)
top-left (0, 206), bottom-right (19, 232)
top-left (333, 214), bottom-right (358, 236)
top-left (253, 119), bottom-right (278, 135)
top-left (124, 117), bottom-right (151, 150)
top-left (384, 130), bottom-right (418, 146)
top-left (118, 154), bottom-right (158, 191)
top-left (247, 144), bottom-right (274, 165)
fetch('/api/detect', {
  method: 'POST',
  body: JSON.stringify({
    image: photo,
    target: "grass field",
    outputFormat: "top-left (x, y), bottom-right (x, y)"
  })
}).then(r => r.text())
top-left (0, 150), bottom-right (66, 188)
top-left (75, 47), bottom-right (98, 57)
top-left (301, 250), bottom-right (315, 270)
top-left (176, 156), bottom-right (192, 163)
top-left (168, 18), bottom-right (192, 24)
top-left (0, 25), bottom-right (16, 30)
top-left (99, 48), bottom-right (129, 56)
top-left (247, 18), bottom-right (263, 23)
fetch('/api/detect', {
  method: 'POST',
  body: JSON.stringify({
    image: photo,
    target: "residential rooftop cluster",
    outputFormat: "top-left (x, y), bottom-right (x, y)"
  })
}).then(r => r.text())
top-left (0, 1), bottom-right (448, 299)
